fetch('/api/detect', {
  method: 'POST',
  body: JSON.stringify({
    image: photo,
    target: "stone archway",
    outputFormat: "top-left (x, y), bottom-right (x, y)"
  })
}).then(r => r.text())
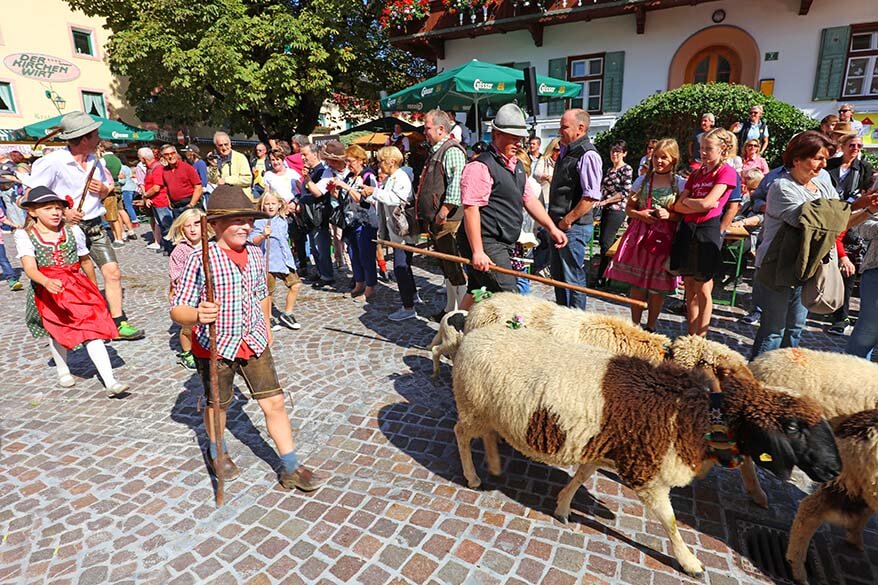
top-left (668, 25), bottom-right (760, 89)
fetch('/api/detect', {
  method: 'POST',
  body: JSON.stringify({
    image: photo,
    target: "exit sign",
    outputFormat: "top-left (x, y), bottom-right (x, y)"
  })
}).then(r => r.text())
top-left (765, 52), bottom-right (779, 61)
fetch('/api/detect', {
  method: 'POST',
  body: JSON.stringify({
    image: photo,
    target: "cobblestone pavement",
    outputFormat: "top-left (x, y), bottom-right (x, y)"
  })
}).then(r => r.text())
top-left (0, 227), bottom-right (875, 585)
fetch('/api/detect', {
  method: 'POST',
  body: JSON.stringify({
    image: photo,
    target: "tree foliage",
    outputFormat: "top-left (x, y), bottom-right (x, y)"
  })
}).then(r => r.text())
top-left (64, 0), bottom-right (434, 139)
top-left (594, 83), bottom-right (817, 168)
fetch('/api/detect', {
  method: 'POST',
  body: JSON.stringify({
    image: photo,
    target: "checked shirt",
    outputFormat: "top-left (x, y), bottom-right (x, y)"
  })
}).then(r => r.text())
top-left (173, 242), bottom-right (269, 361)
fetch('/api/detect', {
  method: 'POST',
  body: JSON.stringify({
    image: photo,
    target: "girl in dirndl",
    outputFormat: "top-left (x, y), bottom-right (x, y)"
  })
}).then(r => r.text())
top-left (605, 138), bottom-right (685, 331)
top-left (15, 186), bottom-right (129, 397)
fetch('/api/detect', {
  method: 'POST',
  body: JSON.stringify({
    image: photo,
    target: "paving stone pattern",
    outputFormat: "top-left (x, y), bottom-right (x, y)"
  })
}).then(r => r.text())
top-left (0, 228), bottom-right (875, 584)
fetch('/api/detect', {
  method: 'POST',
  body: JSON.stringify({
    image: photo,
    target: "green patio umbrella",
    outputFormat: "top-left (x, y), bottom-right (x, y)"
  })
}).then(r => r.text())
top-left (21, 114), bottom-right (155, 142)
top-left (380, 59), bottom-right (581, 116)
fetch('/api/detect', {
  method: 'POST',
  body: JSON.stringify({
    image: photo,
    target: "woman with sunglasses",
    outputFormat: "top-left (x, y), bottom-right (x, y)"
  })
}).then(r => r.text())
top-left (825, 133), bottom-right (875, 335)
top-left (741, 139), bottom-right (769, 176)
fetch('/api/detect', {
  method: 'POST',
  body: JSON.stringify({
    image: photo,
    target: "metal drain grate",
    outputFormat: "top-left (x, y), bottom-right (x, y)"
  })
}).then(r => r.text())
top-left (725, 511), bottom-right (839, 585)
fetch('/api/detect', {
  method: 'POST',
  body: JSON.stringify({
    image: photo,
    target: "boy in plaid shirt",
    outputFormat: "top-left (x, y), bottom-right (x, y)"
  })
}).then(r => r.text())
top-left (171, 185), bottom-right (328, 492)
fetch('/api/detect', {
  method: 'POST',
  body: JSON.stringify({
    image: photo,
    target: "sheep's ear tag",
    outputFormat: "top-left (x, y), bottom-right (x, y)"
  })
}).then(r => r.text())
top-left (759, 453), bottom-right (773, 462)
top-left (472, 287), bottom-right (493, 303)
top-left (506, 315), bottom-right (524, 330)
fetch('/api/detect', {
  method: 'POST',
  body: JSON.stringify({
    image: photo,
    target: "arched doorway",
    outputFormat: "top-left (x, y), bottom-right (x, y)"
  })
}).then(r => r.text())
top-left (685, 46), bottom-right (742, 84)
top-left (668, 26), bottom-right (759, 89)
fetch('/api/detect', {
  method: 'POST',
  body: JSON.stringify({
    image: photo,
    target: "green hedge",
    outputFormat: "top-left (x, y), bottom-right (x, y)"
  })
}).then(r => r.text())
top-left (594, 83), bottom-right (817, 169)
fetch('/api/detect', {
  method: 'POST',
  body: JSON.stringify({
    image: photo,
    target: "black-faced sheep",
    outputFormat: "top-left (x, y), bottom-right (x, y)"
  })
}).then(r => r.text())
top-left (786, 409), bottom-right (878, 584)
top-left (740, 348), bottom-right (878, 508)
top-left (426, 310), bottom-right (467, 379)
top-left (452, 325), bottom-right (841, 577)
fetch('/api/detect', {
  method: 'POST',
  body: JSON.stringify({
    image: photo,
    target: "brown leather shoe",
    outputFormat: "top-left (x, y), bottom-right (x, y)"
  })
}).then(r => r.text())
top-left (207, 454), bottom-right (241, 482)
top-left (279, 466), bottom-right (329, 492)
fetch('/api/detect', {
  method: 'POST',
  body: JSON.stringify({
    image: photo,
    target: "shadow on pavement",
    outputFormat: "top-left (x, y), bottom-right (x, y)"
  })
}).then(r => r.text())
top-left (170, 373), bottom-right (282, 497)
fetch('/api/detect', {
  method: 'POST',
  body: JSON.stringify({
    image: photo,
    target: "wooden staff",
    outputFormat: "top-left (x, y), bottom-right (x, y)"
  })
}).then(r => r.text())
top-left (201, 216), bottom-right (225, 506)
top-left (33, 127), bottom-right (64, 149)
top-left (375, 239), bottom-right (648, 309)
top-left (77, 160), bottom-right (99, 213)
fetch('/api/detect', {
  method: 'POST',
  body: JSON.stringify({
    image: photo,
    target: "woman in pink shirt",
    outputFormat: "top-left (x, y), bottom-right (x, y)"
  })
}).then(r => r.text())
top-left (741, 138), bottom-right (769, 175)
top-left (669, 128), bottom-right (738, 336)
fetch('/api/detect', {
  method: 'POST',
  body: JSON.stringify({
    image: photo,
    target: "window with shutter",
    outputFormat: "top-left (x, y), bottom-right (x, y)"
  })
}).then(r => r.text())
top-left (547, 58), bottom-right (567, 117)
top-left (813, 26), bottom-right (851, 101)
top-left (602, 51), bottom-right (625, 113)
top-left (842, 23), bottom-right (878, 99)
top-left (568, 53), bottom-right (605, 114)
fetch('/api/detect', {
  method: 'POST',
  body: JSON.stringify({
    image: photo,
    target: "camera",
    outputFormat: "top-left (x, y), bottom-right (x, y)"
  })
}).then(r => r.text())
top-left (206, 152), bottom-right (220, 166)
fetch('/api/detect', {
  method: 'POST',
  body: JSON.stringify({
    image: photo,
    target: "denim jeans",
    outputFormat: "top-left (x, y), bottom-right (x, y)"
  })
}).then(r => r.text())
top-left (0, 243), bottom-right (17, 282)
top-left (549, 222), bottom-right (592, 309)
top-left (345, 224), bottom-right (378, 287)
top-left (309, 227), bottom-right (333, 281)
top-left (750, 281), bottom-right (808, 359)
top-left (847, 268), bottom-right (878, 359)
top-left (0, 188), bottom-right (25, 227)
top-left (393, 248), bottom-right (416, 308)
top-left (121, 190), bottom-right (138, 224)
top-left (153, 206), bottom-right (174, 253)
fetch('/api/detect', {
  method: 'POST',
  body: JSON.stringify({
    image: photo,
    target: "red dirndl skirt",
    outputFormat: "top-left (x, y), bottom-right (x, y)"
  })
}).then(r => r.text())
top-left (604, 218), bottom-right (680, 292)
top-left (33, 264), bottom-right (118, 349)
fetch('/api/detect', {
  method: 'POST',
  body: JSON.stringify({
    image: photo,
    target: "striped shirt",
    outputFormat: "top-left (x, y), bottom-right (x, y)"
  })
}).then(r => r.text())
top-left (173, 242), bottom-right (269, 361)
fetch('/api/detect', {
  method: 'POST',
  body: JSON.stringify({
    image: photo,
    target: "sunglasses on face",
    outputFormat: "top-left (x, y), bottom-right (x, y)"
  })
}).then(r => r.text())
top-left (746, 144), bottom-right (759, 148)
top-left (848, 143), bottom-right (863, 149)
top-left (839, 109), bottom-right (851, 114)
top-left (611, 148), bottom-right (625, 153)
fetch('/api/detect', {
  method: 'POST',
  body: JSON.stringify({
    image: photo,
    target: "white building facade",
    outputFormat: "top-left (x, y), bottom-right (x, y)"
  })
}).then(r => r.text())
top-left (390, 0), bottom-right (878, 145)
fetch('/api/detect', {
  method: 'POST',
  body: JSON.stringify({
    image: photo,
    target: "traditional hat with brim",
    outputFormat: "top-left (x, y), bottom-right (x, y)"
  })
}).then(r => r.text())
top-left (320, 140), bottom-right (346, 161)
top-left (206, 185), bottom-right (268, 221)
top-left (492, 104), bottom-right (529, 138)
top-left (57, 111), bottom-right (102, 140)
top-left (19, 186), bottom-right (72, 208)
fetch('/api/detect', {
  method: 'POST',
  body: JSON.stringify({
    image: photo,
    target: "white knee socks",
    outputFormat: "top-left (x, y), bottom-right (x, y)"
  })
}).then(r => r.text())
top-left (50, 339), bottom-right (71, 378)
top-left (85, 340), bottom-right (117, 388)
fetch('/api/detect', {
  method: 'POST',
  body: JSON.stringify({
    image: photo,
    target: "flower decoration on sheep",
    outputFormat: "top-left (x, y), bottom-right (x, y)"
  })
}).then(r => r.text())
top-left (442, 0), bottom-right (499, 25)
top-left (380, 0), bottom-right (431, 31)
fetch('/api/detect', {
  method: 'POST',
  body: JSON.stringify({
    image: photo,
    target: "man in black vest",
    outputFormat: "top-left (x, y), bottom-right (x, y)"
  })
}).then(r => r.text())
top-left (458, 104), bottom-right (567, 306)
top-left (548, 108), bottom-right (603, 309)
top-left (418, 109), bottom-right (468, 320)
top-left (730, 104), bottom-right (769, 156)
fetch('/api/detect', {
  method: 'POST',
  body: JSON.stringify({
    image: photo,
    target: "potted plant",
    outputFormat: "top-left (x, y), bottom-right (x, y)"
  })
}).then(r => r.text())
top-left (442, 0), bottom-right (498, 24)
top-left (380, 0), bottom-right (432, 31)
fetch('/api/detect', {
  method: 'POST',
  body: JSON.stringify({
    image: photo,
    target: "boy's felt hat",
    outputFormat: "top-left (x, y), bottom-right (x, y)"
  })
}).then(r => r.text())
top-left (20, 186), bottom-right (73, 208)
top-left (206, 185), bottom-right (268, 221)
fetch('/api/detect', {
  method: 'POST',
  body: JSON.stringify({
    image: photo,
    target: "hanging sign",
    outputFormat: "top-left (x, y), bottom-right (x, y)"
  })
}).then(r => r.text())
top-left (4, 53), bottom-right (81, 82)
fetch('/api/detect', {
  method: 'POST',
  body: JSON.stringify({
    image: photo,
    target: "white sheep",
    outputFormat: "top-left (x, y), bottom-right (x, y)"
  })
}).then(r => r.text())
top-left (740, 348), bottom-right (878, 508)
top-left (786, 409), bottom-right (878, 584)
top-left (453, 325), bottom-right (841, 577)
top-left (464, 292), bottom-right (670, 362)
top-left (426, 310), bottom-right (467, 379)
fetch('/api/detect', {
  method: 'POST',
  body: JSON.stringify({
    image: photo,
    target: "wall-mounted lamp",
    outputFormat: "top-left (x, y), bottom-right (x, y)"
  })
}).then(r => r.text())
top-left (44, 90), bottom-right (66, 113)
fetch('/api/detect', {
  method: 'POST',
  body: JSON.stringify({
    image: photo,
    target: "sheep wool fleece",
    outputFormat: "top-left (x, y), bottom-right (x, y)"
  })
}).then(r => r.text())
top-left (786, 409), bottom-right (878, 584)
top-left (453, 325), bottom-right (716, 484)
top-left (750, 347), bottom-right (878, 425)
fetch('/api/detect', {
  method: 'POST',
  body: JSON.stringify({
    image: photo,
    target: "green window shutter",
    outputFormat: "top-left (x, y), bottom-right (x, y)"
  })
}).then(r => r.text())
top-left (602, 51), bottom-right (625, 113)
top-left (547, 58), bottom-right (568, 117)
top-left (812, 26), bottom-right (850, 101)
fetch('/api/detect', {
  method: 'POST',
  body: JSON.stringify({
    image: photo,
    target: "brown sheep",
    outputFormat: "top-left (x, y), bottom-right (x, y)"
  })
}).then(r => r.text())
top-left (453, 325), bottom-right (841, 577)
top-left (786, 409), bottom-right (878, 584)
